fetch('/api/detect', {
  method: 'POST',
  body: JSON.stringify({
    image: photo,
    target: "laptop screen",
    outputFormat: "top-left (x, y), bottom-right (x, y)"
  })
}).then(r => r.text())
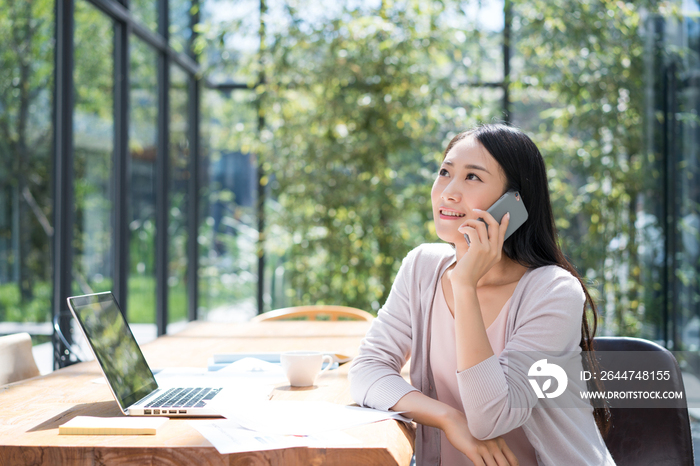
top-left (67, 292), bottom-right (158, 412)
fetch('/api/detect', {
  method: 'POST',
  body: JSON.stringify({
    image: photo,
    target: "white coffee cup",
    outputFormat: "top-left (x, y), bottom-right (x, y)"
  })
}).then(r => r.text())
top-left (280, 351), bottom-right (333, 387)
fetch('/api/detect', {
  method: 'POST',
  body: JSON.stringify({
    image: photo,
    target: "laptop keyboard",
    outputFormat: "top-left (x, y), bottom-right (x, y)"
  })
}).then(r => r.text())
top-left (145, 387), bottom-right (222, 408)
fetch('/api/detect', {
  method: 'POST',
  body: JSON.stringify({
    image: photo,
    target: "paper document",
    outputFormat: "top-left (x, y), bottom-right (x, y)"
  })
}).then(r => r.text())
top-left (212, 352), bottom-right (353, 365)
top-left (59, 416), bottom-right (168, 435)
top-left (189, 419), bottom-right (359, 455)
top-left (212, 352), bottom-right (281, 364)
top-left (155, 361), bottom-right (284, 401)
top-left (214, 357), bottom-right (286, 377)
top-left (156, 361), bottom-right (283, 385)
top-left (221, 400), bottom-right (411, 436)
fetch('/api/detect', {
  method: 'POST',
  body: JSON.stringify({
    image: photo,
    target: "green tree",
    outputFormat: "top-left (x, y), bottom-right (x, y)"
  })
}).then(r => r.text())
top-left (71, 0), bottom-right (115, 296)
top-left (512, 0), bottom-right (656, 335)
top-left (202, 0), bottom-right (668, 332)
top-left (0, 0), bottom-right (54, 318)
top-left (248, 1), bottom-right (503, 311)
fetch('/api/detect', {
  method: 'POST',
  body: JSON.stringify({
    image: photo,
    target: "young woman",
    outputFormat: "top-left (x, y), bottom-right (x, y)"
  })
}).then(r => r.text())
top-left (349, 124), bottom-right (615, 466)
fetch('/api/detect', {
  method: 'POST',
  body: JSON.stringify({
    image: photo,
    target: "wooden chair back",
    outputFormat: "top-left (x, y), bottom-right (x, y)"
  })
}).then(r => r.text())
top-left (251, 305), bottom-right (374, 322)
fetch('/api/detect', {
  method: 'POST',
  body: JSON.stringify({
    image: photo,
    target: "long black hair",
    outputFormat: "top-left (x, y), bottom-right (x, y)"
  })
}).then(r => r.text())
top-left (444, 123), bottom-right (610, 436)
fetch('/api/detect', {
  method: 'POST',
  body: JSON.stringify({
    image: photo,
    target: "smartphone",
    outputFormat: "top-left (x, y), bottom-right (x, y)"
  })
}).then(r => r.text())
top-left (464, 191), bottom-right (529, 244)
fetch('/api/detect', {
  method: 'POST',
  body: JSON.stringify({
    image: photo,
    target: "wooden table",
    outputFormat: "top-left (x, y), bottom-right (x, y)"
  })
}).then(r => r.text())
top-left (0, 321), bottom-right (415, 465)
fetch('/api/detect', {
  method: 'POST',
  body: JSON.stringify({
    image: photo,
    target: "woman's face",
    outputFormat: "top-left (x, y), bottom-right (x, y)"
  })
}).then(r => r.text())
top-left (431, 136), bottom-right (509, 245)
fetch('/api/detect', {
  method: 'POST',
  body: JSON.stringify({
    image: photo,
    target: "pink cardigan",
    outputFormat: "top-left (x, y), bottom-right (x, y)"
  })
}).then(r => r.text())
top-left (348, 243), bottom-right (615, 466)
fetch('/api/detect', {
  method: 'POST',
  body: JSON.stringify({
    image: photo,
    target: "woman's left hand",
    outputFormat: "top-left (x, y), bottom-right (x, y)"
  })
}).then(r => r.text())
top-left (453, 209), bottom-right (510, 288)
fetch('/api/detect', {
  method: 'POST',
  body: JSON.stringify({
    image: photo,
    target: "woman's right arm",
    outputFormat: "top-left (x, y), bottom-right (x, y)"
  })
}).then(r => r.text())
top-left (392, 391), bottom-right (519, 466)
top-left (348, 249), bottom-right (420, 410)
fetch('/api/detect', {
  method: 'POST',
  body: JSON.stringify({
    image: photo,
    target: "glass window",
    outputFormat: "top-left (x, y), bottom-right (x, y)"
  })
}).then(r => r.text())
top-left (643, 13), bottom-right (700, 352)
top-left (461, 0), bottom-right (505, 84)
top-left (168, 64), bottom-right (190, 328)
top-left (129, 0), bottom-right (157, 34)
top-left (200, 0), bottom-right (259, 84)
top-left (0, 0), bottom-right (54, 339)
top-left (128, 37), bottom-right (158, 326)
top-left (674, 16), bottom-right (700, 353)
top-left (73, 0), bottom-right (114, 297)
top-left (170, 0), bottom-right (193, 55)
top-left (198, 89), bottom-right (258, 321)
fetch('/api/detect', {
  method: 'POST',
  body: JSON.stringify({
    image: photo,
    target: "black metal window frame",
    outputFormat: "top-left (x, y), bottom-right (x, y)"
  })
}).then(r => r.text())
top-left (52, 0), bottom-right (201, 368)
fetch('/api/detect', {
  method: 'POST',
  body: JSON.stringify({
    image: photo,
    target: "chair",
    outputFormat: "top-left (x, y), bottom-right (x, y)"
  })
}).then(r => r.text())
top-left (593, 336), bottom-right (694, 465)
top-left (0, 333), bottom-right (41, 385)
top-left (251, 305), bottom-right (374, 322)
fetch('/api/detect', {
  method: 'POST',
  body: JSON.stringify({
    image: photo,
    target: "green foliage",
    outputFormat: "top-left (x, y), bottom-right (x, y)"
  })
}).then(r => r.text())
top-left (0, 0), bottom-right (54, 310)
top-left (202, 0), bottom-right (666, 322)
top-left (512, 0), bottom-right (658, 336)
top-left (243, 1), bottom-right (507, 311)
top-left (0, 281), bottom-right (51, 322)
top-left (0, 0), bottom-right (676, 342)
top-left (74, 1), bottom-right (114, 120)
top-left (202, 0), bottom-right (674, 333)
top-left (71, 1), bottom-right (115, 296)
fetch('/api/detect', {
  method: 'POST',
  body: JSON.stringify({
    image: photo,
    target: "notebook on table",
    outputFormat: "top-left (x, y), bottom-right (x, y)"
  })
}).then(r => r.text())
top-left (67, 291), bottom-right (229, 417)
top-left (58, 416), bottom-right (168, 435)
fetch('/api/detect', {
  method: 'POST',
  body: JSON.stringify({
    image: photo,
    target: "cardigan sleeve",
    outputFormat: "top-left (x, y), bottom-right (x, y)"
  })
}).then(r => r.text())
top-left (348, 248), bottom-right (421, 411)
top-left (455, 267), bottom-right (586, 440)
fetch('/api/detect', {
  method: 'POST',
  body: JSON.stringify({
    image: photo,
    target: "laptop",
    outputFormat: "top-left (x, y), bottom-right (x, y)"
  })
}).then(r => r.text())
top-left (67, 291), bottom-right (227, 417)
